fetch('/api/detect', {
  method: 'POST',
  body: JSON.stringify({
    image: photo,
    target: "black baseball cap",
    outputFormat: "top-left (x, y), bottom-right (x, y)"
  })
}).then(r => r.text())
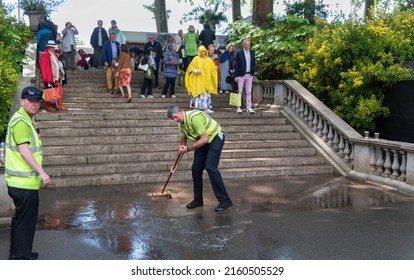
top-left (21, 86), bottom-right (44, 101)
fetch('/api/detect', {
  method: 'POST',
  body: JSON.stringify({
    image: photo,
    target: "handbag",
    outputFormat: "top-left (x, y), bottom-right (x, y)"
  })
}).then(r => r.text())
top-left (178, 71), bottom-right (185, 87)
top-left (43, 85), bottom-right (59, 109)
top-left (144, 67), bottom-right (154, 80)
top-left (229, 91), bottom-right (241, 107)
top-left (138, 56), bottom-right (149, 71)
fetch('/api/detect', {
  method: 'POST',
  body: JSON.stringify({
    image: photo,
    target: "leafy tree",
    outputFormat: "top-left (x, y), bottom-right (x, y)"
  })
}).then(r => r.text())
top-left (179, 0), bottom-right (229, 30)
top-left (0, 7), bottom-right (33, 137)
top-left (284, 0), bottom-right (329, 23)
top-left (143, 0), bottom-right (170, 32)
top-left (227, 15), bottom-right (316, 80)
top-left (252, 0), bottom-right (273, 27)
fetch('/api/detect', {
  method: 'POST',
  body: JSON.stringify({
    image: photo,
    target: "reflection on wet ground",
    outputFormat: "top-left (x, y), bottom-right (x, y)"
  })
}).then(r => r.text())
top-left (3, 174), bottom-right (414, 260)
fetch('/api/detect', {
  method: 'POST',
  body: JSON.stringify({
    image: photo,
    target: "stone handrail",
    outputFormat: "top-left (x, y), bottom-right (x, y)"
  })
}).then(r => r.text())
top-left (253, 79), bottom-right (414, 194)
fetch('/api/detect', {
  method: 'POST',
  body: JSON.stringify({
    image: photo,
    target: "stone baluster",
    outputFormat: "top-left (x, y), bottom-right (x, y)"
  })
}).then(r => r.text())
top-left (322, 119), bottom-right (329, 142)
top-left (312, 111), bottom-right (319, 132)
top-left (286, 88), bottom-right (292, 106)
top-left (349, 143), bottom-right (354, 167)
top-left (307, 107), bottom-right (314, 127)
top-left (327, 124), bottom-right (334, 146)
top-left (382, 148), bottom-right (392, 177)
top-left (343, 139), bottom-right (351, 163)
top-left (299, 99), bottom-right (305, 118)
top-left (332, 129), bottom-right (339, 152)
top-left (317, 115), bottom-right (324, 137)
top-left (399, 150), bottom-right (407, 181)
top-left (338, 134), bottom-right (345, 158)
top-left (294, 95), bottom-right (301, 115)
top-left (369, 146), bottom-right (376, 173)
top-left (303, 103), bottom-right (309, 123)
top-left (375, 147), bottom-right (384, 175)
top-left (390, 149), bottom-right (400, 180)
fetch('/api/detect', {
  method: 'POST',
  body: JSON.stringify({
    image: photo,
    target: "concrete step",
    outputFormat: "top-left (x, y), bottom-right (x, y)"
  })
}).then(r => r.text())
top-left (42, 147), bottom-right (318, 166)
top-left (47, 165), bottom-right (334, 188)
top-left (42, 140), bottom-right (310, 156)
top-left (37, 117), bottom-right (285, 129)
top-left (44, 156), bottom-right (326, 177)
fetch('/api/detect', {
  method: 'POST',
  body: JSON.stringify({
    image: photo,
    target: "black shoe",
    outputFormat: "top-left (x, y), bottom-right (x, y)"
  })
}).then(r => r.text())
top-left (215, 199), bottom-right (233, 212)
top-left (9, 252), bottom-right (39, 260)
top-left (186, 200), bottom-right (203, 209)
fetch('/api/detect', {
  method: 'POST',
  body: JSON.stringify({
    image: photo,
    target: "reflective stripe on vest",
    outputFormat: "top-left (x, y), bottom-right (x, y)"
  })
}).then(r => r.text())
top-left (5, 110), bottom-right (43, 189)
top-left (180, 110), bottom-right (221, 143)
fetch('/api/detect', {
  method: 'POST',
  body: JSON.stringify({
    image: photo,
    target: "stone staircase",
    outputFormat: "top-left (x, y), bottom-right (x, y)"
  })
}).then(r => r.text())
top-left (35, 70), bottom-right (334, 188)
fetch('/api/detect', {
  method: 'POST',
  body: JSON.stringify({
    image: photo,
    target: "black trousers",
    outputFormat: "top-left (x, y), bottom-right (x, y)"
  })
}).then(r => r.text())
top-left (7, 186), bottom-right (39, 259)
top-left (141, 77), bottom-right (153, 96)
top-left (162, 77), bottom-right (176, 97)
top-left (192, 133), bottom-right (229, 203)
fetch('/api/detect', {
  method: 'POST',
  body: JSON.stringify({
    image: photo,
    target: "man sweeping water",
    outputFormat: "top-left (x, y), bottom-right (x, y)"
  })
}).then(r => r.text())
top-left (167, 105), bottom-right (233, 212)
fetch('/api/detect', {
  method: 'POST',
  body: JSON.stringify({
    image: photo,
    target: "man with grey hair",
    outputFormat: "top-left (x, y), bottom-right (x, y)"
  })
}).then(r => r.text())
top-left (235, 38), bottom-right (256, 114)
top-left (167, 106), bottom-right (233, 212)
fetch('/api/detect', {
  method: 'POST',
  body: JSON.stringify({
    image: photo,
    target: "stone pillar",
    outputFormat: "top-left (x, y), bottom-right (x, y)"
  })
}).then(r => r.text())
top-left (352, 143), bottom-right (371, 174)
top-left (252, 78), bottom-right (262, 108)
top-left (405, 150), bottom-right (414, 185)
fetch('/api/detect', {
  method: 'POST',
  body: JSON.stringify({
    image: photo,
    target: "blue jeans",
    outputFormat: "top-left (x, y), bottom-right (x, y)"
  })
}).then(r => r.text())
top-left (192, 132), bottom-right (229, 203)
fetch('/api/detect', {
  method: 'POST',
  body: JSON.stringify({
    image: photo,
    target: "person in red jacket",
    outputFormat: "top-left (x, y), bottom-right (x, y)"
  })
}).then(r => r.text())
top-left (39, 40), bottom-right (67, 111)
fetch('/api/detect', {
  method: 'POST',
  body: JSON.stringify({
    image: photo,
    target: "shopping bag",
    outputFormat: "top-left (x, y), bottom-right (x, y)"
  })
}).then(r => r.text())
top-left (138, 56), bottom-right (149, 71)
top-left (43, 86), bottom-right (59, 109)
top-left (144, 67), bottom-right (154, 80)
top-left (229, 92), bottom-right (241, 107)
top-left (178, 71), bottom-right (185, 87)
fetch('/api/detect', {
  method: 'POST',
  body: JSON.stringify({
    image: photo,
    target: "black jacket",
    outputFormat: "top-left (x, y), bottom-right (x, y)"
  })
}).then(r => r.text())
top-left (90, 27), bottom-right (109, 48)
top-left (199, 27), bottom-right (216, 49)
top-left (235, 49), bottom-right (256, 77)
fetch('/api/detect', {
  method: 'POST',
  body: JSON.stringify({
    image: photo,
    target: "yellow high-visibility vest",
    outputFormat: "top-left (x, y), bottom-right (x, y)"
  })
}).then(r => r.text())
top-left (5, 108), bottom-right (43, 190)
top-left (179, 110), bottom-right (222, 143)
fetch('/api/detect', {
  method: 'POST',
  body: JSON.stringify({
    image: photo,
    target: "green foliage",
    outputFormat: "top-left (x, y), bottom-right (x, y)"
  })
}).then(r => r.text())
top-left (19, 0), bottom-right (63, 17)
top-left (226, 15), bottom-right (316, 80)
top-left (0, 9), bottom-right (33, 137)
top-left (179, 0), bottom-right (229, 28)
top-left (290, 10), bottom-right (414, 132)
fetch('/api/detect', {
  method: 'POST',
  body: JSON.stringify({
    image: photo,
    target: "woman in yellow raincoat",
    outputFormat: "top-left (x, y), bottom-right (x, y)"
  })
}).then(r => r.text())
top-left (185, 45), bottom-right (217, 113)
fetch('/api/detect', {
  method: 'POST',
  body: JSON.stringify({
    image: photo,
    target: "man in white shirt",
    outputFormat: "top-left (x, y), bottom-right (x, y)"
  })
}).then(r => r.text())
top-left (235, 39), bottom-right (256, 114)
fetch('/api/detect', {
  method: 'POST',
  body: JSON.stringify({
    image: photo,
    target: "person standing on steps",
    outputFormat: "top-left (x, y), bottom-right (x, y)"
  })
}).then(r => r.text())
top-left (167, 105), bottom-right (233, 212)
top-left (161, 43), bottom-right (180, 99)
top-left (103, 32), bottom-right (120, 94)
top-left (235, 38), bottom-right (256, 114)
top-left (116, 44), bottom-right (133, 103)
top-left (90, 20), bottom-right (109, 69)
top-left (61, 22), bottom-right (79, 70)
top-left (5, 86), bottom-right (51, 260)
top-left (143, 34), bottom-right (163, 88)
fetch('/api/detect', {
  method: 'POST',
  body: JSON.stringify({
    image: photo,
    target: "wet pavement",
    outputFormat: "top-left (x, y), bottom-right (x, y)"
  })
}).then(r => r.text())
top-left (2, 174), bottom-right (414, 260)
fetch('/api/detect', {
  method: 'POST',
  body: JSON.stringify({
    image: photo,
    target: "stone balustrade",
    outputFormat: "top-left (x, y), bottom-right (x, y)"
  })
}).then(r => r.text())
top-left (253, 79), bottom-right (414, 194)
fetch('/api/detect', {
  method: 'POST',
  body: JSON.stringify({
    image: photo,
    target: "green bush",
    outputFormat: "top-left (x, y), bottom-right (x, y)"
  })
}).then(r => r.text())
top-left (0, 8), bottom-right (33, 138)
top-left (226, 15), bottom-right (315, 80)
top-left (290, 10), bottom-right (414, 132)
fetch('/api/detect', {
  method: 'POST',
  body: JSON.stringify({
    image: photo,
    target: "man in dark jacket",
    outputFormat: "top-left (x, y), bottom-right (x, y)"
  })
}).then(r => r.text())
top-left (199, 24), bottom-right (216, 49)
top-left (90, 20), bottom-right (109, 69)
top-left (143, 34), bottom-right (163, 87)
top-left (103, 32), bottom-right (120, 94)
top-left (235, 39), bottom-right (256, 114)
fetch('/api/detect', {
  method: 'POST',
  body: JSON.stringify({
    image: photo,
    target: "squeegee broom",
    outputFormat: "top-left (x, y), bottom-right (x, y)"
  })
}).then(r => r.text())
top-left (150, 153), bottom-right (183, 199)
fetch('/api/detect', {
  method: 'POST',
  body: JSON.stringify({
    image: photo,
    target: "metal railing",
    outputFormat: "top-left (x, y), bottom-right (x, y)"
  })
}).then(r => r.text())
top-left (253, 79), bottom-right (414, 194)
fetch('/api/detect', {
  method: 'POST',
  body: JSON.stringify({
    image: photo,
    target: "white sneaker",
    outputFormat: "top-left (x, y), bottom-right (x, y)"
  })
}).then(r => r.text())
top-left (247, 108), bottom-right (255, 114)
top-left (205, 109), bottom-right (214, 114)
top-left (171, 95), bottom-right (176, 98)
top-left (140, 94), bottom-right (146, 98)
top-left (236, 107), bottom-right (242, 114)
top-left (161, 95), bottom-right (166, 98)
top-left (147, 95), bottom-right (154, 99)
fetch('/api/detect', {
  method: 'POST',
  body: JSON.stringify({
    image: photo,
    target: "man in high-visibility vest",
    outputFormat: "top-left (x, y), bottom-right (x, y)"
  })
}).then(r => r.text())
top-left (5, 86), bottom-right (51, 260)
top-left (167, 105), bottom-right (233, 212)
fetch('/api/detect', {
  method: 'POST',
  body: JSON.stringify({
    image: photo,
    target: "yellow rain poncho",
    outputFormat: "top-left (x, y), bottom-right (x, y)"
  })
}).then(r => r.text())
top-left (185, 45), bottom-right (218, 97)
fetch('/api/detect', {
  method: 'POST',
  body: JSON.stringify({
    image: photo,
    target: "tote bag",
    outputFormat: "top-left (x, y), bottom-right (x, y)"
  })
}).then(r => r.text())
top-left (229, 92), bottom-right (241, 107)
top-left (43, 86), bottom-right (59, 109)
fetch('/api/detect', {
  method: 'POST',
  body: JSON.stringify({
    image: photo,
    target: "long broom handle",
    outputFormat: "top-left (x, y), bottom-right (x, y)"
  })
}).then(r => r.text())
top-left (161, 153), bottom-right (183, 194)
